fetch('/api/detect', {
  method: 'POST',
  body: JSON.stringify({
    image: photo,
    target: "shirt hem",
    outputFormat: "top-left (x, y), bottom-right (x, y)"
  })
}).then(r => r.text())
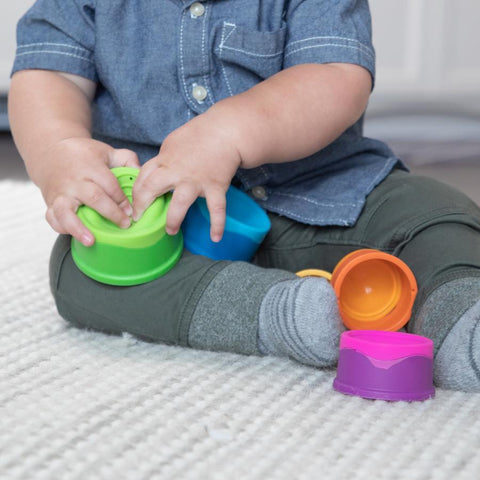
top-left (283, 43), bottom-right (375, 87)
top-left (11, 52), bottom-right (98, 82)
top-left (256, 157), bottom-right (400, 227)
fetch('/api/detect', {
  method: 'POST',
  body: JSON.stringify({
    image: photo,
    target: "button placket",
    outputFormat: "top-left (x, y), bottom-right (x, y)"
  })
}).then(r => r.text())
top-left (178, 2), bottom-right (212, 112)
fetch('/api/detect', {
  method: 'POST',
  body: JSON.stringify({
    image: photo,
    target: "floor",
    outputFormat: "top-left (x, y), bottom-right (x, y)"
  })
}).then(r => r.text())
top-left (2, 134), bottom-right (479, 480)
top-left (1, 131), bottom-right (478, 206)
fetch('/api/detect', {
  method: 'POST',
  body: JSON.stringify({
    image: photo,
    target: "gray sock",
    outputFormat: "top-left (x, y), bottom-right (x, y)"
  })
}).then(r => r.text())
top-left (413, 278), bottom-right (480, 392)
top-left (258, 277), bottom-right (345, 367)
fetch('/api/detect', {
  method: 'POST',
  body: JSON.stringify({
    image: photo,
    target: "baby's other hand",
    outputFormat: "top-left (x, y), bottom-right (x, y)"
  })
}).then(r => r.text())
top-left (38, 138), bottom-right (140, 246)
top-left (132, 113), bottom-right (242, 242)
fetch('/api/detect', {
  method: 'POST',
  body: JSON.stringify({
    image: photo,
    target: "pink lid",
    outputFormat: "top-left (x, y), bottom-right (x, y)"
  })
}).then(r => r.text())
top-left (339, 330), bottom-right (434, 361)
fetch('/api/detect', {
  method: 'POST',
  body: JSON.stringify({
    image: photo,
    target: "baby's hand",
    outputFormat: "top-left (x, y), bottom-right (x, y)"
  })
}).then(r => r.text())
top-left (132, 113), bottom-right (242, 242)
top-left (39, 138), bottom-right (140, 246)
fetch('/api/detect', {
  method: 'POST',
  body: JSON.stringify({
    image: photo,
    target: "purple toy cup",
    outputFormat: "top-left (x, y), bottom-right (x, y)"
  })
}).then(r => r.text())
top-left (333, 330), bottom-right (435, 401)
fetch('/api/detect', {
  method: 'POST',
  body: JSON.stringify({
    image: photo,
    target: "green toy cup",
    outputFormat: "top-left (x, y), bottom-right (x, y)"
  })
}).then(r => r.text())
top-left (71, 167), bottom-right (183, 286)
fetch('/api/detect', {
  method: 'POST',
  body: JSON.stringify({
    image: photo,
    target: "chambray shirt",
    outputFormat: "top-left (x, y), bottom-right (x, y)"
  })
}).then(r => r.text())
top-left (12, 0), bottom-right (403, 226)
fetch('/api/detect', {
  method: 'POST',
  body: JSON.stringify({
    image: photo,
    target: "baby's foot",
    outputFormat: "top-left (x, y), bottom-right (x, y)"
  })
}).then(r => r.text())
top-left (434, 297), bottom-right (480, 392)
top-left (258, 277), bottom-right (345, 367)
top-left (413, 277), bottom-right (480, 392)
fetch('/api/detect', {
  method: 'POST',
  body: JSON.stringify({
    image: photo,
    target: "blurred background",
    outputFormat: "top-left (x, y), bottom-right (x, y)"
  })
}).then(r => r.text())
top-left (366, 0), bottom-right (480, 203)
top-left (1, 0), bottom-right (479, 203)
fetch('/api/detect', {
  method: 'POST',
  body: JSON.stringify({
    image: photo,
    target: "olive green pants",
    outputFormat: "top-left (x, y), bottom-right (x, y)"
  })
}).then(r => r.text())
top-left (50, 170), bottom-right (480, 354)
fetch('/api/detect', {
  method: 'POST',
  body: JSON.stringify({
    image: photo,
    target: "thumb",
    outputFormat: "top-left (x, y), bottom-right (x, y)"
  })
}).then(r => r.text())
top-left (108, 148), bottom-right (141, 168)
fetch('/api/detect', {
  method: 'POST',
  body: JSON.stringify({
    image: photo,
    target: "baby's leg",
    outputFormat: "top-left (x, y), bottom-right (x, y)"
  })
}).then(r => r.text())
top-left (366, 173), bottom-right (480, 392)
top-left (255, 169), bottom-right (480, 392)
top-left (49, 234), bottom-right (343, 365)
top-left (399, 222), bottom-right (480, 391)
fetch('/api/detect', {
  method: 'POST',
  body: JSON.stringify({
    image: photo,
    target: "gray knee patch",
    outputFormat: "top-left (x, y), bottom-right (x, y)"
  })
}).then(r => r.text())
top-left (188, 262), bottom-right (295, 355)
top-left (49, 234), bottom-right (72, 296)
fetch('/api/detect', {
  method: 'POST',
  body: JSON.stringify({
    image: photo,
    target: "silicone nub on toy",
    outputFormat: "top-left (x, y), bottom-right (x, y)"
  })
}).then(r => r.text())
top-left (297, 249), bottom-right (418, 331)
top-left (181, 185), bottom-right (271, 261)
top-left (333, 330), bottom-right (435, 401)
top-left (71, 167), bottom-right (183, 286)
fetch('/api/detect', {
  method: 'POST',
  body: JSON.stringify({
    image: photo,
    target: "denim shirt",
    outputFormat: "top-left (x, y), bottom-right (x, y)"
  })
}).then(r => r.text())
top-left (12, 0), bottom-right (402, 226)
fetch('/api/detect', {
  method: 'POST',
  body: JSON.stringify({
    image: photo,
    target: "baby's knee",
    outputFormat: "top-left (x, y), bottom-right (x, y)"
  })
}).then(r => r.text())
top-left (48, 236), bottom-right (79, 329)
top-left (49, 235), bottom-right (82, 328)
top-left (364, 173), bottom-right (480, 251)
top-left (48, 234), bottom-right (121, 334)
top-left (49, 234), bottom-right (72, 298)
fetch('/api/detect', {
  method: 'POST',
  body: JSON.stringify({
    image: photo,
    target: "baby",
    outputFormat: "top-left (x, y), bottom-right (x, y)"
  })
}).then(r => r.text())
top-left (9, 0), bottom-right (480, 391)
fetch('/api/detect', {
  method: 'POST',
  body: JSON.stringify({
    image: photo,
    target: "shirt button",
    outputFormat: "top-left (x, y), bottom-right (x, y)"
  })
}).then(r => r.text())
top-left (190, 2), bottom-right (205, 17)
top-left (251, 186), bottom-right (268, 200)
top-left (192, 85), bottom-right (208, 102)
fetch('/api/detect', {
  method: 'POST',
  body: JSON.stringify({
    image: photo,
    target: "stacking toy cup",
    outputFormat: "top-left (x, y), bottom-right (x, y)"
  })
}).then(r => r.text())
top-left (181, 185), bottom-right (271, 261)
top-left (333, 330), bottom-right (435, 401)
top-left (71, 167), bottom-right (183, 286)
top-left (297, 249), bottom-right (418, 331)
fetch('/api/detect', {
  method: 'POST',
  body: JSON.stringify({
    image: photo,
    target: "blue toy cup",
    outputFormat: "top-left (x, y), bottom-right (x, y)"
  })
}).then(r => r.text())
top-left (181, 185), bottom-right (271, 261)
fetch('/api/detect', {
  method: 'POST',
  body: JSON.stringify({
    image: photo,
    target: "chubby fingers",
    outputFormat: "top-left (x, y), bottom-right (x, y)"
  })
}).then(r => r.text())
top-left (205, 186), bottom-right (227, 242)
top-left (132, 161), bottom-right (227, 241)
top-left (163, 185), bottom-right (227, 241)
top-left (108, 148), bottom-right (141, 169)
top-left (95, 167), bottom-right (134, 219)
top-left (106, 148), bottom-right (141, 217)
top-left (47, 176), bottom-right (134, 247)
top-left (132, 161), bottom-right (173, 222)
top-left (134, 168), bottom-right (198, 236)
top-left (46, 196), bottom-right (94, 246)
top-left (166, 183), bottom-right (199, 236)
top-left (82, 179), bottom-right (133, 229)
top-left (102, 147), bottom-right (141, 217)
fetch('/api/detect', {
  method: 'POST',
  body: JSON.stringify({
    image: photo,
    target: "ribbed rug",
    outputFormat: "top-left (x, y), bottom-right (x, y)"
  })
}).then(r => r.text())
top-left (1, 181), bottom-right (480, 480)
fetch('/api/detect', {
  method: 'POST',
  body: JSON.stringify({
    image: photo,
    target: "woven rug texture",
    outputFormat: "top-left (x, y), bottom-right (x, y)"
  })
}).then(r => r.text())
top-left (1, 181), bottom-right (480, 480)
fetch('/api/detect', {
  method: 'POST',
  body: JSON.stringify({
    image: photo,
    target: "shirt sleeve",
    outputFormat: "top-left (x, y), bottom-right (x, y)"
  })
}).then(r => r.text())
top-left (283, 0), bottom-right (375, 85)
top-left (11, 0), bottom-right (97, 82)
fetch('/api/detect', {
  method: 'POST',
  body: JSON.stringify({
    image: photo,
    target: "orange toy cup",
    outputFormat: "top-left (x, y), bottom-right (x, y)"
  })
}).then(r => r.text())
top-left (297, 249), bottom-right (418, 331)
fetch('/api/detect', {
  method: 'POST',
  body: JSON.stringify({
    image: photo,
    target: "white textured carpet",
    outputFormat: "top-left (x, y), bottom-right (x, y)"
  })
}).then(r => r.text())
top-left (1, 181), bottom-right (480, 480)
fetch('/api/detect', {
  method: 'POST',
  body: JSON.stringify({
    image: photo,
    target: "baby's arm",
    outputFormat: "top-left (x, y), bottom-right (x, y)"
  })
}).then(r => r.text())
top-left (133, 62), bottom-right (371, 240)
top-left (9, 70), bottom-right (140, 246)
top-left (209, 63), bottom-right (371, 168)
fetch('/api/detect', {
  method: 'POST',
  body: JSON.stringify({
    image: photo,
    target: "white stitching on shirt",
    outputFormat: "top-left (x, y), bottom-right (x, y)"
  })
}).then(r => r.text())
top-left (17, 42), bottom-right (91, 53)
top-left (220, 23), bottom-right (283, 58)
top-left (179, 10), bottom-right (196, 110)
top-left (287, 36), bottom-right (373, 54)
top-left (285, 37), bottom-right (374, 61)
top-left (364, 157), bottom-right (396, 193)
top-left (265, 203), bottom-right (353, 224)
top-left (220, 22), bottom-right (234, 97)
top-left (15, 50), bottom-right (94, 64)
top-left (222, 22), bottom-right (237, 45)
top-left (201, 2), bottom-right (213, 104)
top-left (274, 191), bottom-right (359, 208)
top-left (221, 45), bottom-right (283, 58)
top-left (284, 44), bottom-right (374, 61)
